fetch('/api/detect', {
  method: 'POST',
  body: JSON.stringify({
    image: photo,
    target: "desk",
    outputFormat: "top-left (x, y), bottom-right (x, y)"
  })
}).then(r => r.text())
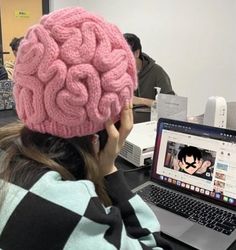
top-left (116, 157), bottom-right (196, 250)
top-left (116, 156), bottom-right (236, 250)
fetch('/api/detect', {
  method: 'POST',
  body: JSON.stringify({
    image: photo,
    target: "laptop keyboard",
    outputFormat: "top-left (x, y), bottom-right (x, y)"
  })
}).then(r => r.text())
top-left (137, 184), bottom-right (236, 236)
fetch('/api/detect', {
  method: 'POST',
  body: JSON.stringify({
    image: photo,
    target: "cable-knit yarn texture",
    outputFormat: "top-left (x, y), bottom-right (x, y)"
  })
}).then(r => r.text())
top-left (13, 7), bottom-right (137, 138)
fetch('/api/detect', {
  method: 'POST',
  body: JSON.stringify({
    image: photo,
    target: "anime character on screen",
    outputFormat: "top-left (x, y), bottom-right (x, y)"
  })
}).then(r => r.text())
top-left (164, 142), bottom-right (215, 181)
top-left (177, 146), bottom-right (214, 180)
top-left (178, 146), bottom-right (202, 174)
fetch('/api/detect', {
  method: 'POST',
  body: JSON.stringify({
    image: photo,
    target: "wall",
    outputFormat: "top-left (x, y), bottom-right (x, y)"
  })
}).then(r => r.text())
top-left (50, 0), bottom-right (236, 116)
top-left (1, 0), bottom-right (43, 62)
top-left (49, 0), bottom-right (79, 11)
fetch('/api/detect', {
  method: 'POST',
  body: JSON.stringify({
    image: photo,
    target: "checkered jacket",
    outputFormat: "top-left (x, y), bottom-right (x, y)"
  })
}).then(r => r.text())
top-left (0, 170), bottom-right (172, 250)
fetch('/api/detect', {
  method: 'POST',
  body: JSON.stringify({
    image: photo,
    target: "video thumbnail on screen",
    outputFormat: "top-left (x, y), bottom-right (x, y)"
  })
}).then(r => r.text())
top-left (164, 141), bottom-right (216, 181)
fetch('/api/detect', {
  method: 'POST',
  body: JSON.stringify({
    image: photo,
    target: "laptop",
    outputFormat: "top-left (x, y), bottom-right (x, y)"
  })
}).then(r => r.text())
top-left (133, 118), bottom-right (236, 250)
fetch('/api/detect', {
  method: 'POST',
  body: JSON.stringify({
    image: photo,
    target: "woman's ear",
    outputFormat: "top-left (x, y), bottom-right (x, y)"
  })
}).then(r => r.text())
top-left (91, 134), bottom-right (100, 155)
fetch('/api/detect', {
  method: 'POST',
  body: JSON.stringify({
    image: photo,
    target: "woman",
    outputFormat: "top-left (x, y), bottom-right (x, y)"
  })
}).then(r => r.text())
top-left (0, 7), bottom-right (172, 250)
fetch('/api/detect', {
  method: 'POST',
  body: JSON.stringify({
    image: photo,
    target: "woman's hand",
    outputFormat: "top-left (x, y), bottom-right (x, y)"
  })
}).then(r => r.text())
top-left (98, 102), bottom-right (133, 176)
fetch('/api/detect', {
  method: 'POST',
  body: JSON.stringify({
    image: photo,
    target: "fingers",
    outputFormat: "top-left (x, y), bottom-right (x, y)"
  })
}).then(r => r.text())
top-left (105, 118), bottom-right (119, 139)
top-left (104, 118), bottom-right (119, 153)
top-left (98, 102), bottom-right (133, 176)
top-left (104, 101), bottom-right (133, 152)
top-left (119, 102), bottom-right (133, 147)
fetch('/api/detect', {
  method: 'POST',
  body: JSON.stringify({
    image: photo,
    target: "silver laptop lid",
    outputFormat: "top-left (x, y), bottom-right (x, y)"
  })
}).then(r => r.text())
top-left (151, 118), bottom-right (236, 210)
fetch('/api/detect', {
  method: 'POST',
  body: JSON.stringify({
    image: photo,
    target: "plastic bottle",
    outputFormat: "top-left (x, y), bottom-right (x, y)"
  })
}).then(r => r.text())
top-left (150, 87), bottom-right (161, 121)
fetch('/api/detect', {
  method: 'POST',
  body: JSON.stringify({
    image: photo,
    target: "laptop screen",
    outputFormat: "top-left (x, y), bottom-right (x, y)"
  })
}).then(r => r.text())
top-left (152, 118), bottom-right (236, 209)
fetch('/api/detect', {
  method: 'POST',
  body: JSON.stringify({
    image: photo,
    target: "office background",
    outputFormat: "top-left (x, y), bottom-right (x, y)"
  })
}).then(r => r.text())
top-left (50, 0), bottom-right (236, 116)
top-left (0, 0), bottom-right (46, 62)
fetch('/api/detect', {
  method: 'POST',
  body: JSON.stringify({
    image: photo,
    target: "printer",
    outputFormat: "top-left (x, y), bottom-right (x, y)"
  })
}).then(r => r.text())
top-left (119, 121), bottom-right (157, 167)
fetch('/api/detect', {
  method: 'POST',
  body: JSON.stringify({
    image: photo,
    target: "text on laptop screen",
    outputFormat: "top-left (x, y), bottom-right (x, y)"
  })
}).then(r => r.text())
top-left (152, 119), bottom-right (236, 208)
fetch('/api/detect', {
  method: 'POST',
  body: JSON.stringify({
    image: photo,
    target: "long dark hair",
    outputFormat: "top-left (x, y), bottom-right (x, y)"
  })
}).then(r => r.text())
top-left (0, 122), bottom-right (111, 207)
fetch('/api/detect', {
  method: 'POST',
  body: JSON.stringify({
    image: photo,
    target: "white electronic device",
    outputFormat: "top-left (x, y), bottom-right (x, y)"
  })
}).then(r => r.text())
top-left (119, 121), bottom-right (156, 167)
top-left (203, 96), bottom-right (227, 128)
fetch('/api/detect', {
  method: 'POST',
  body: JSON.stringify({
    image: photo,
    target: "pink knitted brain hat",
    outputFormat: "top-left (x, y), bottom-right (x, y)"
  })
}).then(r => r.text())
top-left (13, 7), bottom-right (137, 138)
